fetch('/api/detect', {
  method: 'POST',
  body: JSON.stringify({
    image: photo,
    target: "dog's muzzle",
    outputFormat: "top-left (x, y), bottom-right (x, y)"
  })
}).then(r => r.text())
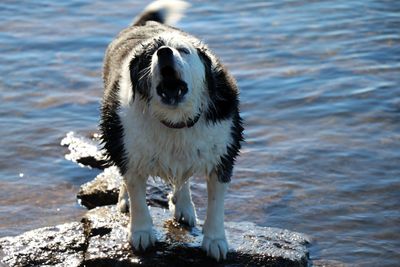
top-left (156, 46), bottom-right (188, 106)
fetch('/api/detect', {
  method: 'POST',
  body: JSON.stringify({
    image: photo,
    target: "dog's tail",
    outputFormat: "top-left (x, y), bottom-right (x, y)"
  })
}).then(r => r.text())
top-left (132, 0), bottom-right (190, 27)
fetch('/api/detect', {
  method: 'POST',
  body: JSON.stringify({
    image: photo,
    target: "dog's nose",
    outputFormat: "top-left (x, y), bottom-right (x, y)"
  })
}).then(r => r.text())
top-left (157, 46), bottom-right (173, 58)
top-left (157, 46), bottom-right (174, 71)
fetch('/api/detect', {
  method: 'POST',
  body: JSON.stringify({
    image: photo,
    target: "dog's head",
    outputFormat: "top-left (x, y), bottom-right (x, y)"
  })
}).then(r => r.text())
top-left (129, 32), bottom-right (209, 128)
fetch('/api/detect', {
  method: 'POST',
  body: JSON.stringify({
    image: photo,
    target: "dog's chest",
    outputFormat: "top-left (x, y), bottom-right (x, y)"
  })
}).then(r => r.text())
top-left (120, 109), bottom-right (232, 181)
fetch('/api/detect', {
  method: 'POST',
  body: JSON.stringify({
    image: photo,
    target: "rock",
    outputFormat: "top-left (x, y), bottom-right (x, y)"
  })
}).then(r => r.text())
top-left (1, 206), bottom-right (310, 267)
top-left (77, 166), bottom-right (123, 209)
top-left (61, 131), bottom-right (110, 170)
top-left (0, 222), bottom-right (86, 267)
top-left (77, 166), bottom-right (170, 210)
top-left (82, 206), bottom-right (310, 267)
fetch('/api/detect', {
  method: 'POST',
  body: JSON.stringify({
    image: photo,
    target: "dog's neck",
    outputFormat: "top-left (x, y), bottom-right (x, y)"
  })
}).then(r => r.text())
top-left (160, 111), bottom-right (202, 129)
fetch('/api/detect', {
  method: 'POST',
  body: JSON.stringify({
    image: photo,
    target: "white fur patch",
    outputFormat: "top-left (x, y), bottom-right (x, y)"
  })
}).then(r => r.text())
top-left (118, 97), bottom-right (232, 187)
top-left (149, 32), bottom-right (207, 124)
top-left (117, 33), bottom-right (233, 188)
top-left (202, 172), bottom-right (229, 261)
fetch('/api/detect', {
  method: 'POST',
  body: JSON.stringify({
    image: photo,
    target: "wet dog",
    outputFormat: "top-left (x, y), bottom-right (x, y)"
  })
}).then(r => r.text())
top-left (100, 0), bottom-right (243, 261)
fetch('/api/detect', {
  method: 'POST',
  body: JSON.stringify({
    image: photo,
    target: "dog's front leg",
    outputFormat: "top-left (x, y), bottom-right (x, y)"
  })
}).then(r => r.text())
top-left (202, 171), bottom-right (229, 261)
top-left (125, 174), bottom-right (156, 251)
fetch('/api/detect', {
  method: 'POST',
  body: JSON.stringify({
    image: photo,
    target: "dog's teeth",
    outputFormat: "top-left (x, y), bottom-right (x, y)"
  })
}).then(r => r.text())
top-left (162, 93), bottom-right (166, 98)
top-left (178, 89), bottom-right (182, 96)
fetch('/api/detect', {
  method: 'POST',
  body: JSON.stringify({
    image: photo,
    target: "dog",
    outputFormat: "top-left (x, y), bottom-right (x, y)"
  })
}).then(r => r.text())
top-left (100, 0), bottom-right (243, 261)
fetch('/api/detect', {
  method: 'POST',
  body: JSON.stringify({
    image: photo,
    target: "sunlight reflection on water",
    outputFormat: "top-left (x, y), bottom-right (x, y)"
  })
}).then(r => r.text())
top-left (0, 0), bottom-right (399, 265)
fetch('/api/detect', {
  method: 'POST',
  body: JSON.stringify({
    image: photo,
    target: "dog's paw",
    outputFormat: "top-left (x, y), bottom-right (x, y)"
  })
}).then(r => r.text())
top-left (173, 200), bottom-right (196, 227)
top-left (130, 230), bottom-right (156, 251)
top-left (202, 236), bottom-right (228, 261)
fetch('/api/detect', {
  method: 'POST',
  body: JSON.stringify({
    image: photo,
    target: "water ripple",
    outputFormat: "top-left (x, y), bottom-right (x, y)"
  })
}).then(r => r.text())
top-left (0, 0), bottom-right (399, 265)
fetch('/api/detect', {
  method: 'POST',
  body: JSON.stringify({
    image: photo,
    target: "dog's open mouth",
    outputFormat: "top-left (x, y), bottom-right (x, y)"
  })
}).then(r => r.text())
top-left (156, 66), bottom-right (188, 106)
top-left (155, 65), bottom-right (198, 129)
top-left (156, 80), bottom-right (188, 106)
top-left (160, 65), bottom-right (176, 77)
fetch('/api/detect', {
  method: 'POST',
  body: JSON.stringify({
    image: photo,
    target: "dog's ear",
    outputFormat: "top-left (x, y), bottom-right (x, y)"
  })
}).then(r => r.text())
top-left (197, 48), bottom-right (239, 122)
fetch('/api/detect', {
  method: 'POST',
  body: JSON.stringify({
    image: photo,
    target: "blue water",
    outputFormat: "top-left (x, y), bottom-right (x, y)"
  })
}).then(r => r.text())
top-left (1, 0), bottom-right (399, 265)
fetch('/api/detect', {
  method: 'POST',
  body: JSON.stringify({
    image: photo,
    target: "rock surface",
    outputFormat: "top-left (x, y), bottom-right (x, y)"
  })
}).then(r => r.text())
top-left (0, 222), bottom-right (86, 267)
top-left (77, 166), bottom-right (122, 209)
top-left (1, 206), bottom-right (310, 267)
top-left (82, 206), bottom-right (310, 267)
top-left (61, 131), bottom-right (110, 170)
top-left (0, 132), bottom-right (311, 266)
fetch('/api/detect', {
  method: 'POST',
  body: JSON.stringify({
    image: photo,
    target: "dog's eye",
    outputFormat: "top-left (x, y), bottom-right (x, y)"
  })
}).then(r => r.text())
top-left (177, 47), bottom-right (190, 55)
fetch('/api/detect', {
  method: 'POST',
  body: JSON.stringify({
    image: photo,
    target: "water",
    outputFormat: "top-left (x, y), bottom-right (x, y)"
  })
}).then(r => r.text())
top-left (0, 0), bottom-right (399, 265)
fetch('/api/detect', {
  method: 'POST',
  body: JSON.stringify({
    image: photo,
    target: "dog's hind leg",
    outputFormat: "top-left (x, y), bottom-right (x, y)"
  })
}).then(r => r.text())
top-left (117, 182), bottom-right (129, 213)
top-left (169, 180), bottom-right (197, 227)
top-left (202, 171), bottom-right (229, 261)
top-left (125, 175), bottom-right (156, 251)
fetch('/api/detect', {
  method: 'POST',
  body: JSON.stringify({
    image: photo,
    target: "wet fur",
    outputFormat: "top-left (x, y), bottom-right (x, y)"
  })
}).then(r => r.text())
top-left (100, 0), bottom-right (243, 261)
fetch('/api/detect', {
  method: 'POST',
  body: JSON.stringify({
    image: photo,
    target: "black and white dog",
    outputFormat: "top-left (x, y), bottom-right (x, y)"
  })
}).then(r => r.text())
top-left (100, 0), bottom-right (243, 261)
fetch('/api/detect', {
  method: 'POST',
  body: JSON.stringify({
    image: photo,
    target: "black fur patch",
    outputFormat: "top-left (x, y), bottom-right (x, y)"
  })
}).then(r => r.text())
top-left (197, 48), bottom-right (239, 123)
top-left (133, 11), bottom-right (164, 26)
top-left (129, 39), bottom-right (165, 102)
top-left (197, 48), bottom-right (244, 182)
top-left (100, 80), bottom-right (128, 175)
top-left (215, 113), bottom-right (244, 183)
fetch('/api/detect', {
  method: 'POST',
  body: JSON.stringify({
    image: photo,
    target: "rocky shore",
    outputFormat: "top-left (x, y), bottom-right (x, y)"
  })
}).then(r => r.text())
top-left (0, 132), bottom-right (310, 267)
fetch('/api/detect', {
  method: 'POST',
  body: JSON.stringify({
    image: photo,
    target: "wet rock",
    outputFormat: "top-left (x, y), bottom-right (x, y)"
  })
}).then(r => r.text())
top-left (82, 206), bottom-right (310, 267)
top-left (77, 166), bottom-right (170, 210)
top-left (0, 222), bottom-right (86, 267)
top-left (61, 131), bottom-right (110, 170)
top-left (77, 166), bottom-right (123, 209)
top-left (0, 206), bottom-right (310, 266)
